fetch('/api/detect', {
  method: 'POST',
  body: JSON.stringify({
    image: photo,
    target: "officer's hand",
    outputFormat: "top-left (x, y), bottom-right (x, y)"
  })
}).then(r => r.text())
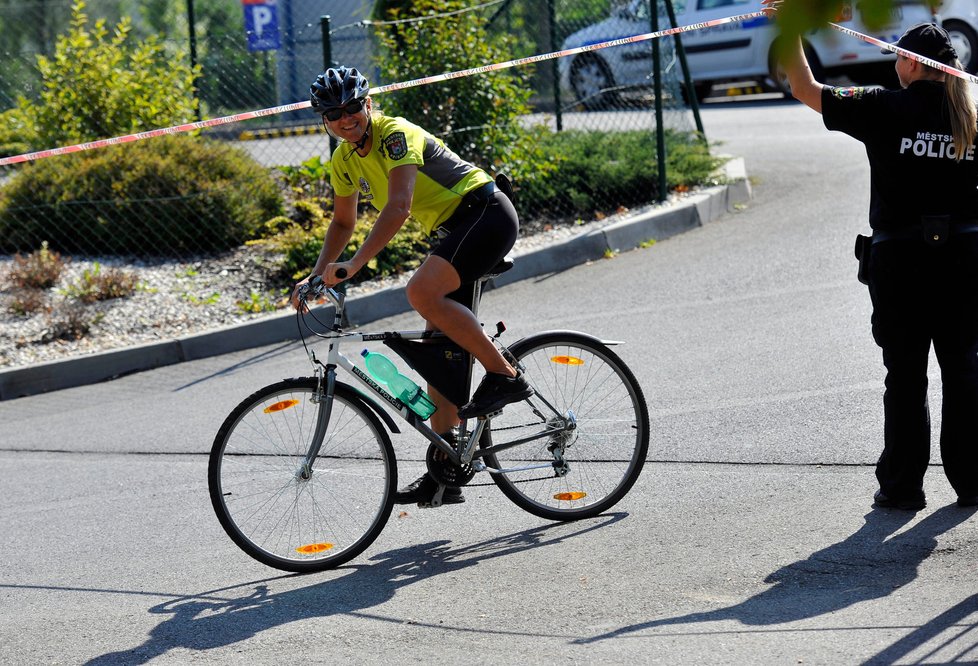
top-left (761, 0), bottom-right (781, 17)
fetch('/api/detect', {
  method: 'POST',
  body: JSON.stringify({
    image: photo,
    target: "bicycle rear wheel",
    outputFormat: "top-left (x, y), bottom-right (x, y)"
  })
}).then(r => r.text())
top-left (480, 331), bottom-right (649, 521)
top-left (209, 378), bottom-right (395, 572)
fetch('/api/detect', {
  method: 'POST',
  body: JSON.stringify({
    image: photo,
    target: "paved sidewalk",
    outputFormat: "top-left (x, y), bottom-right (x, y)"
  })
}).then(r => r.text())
top-left (0, 160), bottom-right (750, 400)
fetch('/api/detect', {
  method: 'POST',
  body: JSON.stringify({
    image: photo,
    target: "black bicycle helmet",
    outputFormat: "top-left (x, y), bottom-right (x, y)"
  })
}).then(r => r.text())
top-left (310, 66), bottom-right (370, 113)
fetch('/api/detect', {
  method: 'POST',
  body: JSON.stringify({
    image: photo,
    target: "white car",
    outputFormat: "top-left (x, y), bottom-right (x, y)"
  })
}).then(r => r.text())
top-left (934, 0), bottom-right (978, 72)
top-left (558, 0), bottom-right (935, 108)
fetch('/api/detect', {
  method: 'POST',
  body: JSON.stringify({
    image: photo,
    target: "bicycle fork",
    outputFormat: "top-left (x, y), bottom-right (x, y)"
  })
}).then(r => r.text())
top-left (296, 364), bottom-right (336, 481)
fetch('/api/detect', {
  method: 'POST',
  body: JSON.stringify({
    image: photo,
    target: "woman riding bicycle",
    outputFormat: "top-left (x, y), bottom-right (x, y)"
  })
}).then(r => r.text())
top-left (290, 66), bottom-right (532, 504)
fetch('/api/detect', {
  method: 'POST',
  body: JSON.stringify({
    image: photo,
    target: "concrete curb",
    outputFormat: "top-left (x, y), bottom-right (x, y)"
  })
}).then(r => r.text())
top-left (0, 159), bottom-right (751, 400)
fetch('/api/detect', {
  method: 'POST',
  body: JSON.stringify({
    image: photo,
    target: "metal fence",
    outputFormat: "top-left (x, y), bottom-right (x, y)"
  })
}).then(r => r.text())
top-left (0, 0), bottom-right (704, 260)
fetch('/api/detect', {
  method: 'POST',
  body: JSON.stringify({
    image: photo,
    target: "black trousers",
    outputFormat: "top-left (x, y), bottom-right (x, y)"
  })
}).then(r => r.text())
top-left (868, 235), bottom-right (978, 498)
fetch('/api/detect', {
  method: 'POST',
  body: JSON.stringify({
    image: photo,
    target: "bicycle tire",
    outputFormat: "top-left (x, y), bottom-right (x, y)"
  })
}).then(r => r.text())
top-left (480, 331), bottom-right (649, 521)
top-left (209, 378), bottom-right (396, 572)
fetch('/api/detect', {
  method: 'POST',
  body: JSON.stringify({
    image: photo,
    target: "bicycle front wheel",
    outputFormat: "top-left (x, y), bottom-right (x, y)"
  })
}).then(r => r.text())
top-left (209, 378), bottom-right (396, 572)
top-left (481, 331), bottom-right (649, 521)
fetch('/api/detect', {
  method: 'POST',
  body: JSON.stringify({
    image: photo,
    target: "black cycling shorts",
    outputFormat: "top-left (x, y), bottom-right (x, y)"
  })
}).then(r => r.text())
top-left (429, 191), bottom-right (519, 310)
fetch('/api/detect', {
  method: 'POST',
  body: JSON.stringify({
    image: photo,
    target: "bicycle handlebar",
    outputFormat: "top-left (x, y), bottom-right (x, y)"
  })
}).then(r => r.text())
top-left (296, 274), bottom-right (349, 321)
top-left (297, 275), bottom-right (336, 303)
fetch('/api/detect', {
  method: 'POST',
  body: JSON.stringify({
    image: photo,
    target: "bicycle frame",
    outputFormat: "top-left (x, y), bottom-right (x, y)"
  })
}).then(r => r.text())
top-left (297, 280), bottom-right (576, 480)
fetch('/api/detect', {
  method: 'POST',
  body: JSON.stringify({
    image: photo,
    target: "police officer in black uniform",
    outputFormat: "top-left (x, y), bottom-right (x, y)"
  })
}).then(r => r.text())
top-left (765, 2), bottom-right (978, 511)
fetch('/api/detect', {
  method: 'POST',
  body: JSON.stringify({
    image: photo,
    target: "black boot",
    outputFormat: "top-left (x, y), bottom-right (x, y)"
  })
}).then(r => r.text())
top-left (393, 474), bottom-right (464, 505)
top-left (393, 431), bottom-right (465, 506)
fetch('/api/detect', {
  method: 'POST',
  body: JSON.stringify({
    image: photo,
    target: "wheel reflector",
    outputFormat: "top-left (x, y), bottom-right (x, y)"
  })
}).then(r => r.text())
top-left (264, 399), bottom-right (300, 413)
top-left (296, 543), bottom-right (334, 554)
top-left (553, 491), bottom-right (587, 501)
top-left (551, 355), bottom-right (585, 366)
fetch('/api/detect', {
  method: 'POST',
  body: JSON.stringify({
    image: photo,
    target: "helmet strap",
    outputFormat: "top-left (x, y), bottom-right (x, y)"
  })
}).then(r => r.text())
top-left (353, 114), bottom-right (372, 152)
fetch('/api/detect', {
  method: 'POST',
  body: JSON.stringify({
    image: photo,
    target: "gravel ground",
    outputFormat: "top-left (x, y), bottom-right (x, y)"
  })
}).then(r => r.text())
top-left (0, 196), bottom-right (686, 370)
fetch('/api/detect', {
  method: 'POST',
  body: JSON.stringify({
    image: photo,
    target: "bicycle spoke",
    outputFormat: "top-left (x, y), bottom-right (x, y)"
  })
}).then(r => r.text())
top-left (209, 380), bottom-right (395, 572)
top-left (482, 334), bottom-right (649, 521)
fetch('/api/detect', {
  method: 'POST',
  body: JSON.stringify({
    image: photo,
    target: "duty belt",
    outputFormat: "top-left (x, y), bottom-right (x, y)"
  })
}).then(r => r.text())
top-left (432, 182), bottom-right (497, 240)
top-left (871, 221), bottom-right (978, 245)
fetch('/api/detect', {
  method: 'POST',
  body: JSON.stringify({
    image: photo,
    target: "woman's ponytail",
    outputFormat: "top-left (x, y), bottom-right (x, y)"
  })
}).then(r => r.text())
top-left (946, 58), bottom-right (977, 161)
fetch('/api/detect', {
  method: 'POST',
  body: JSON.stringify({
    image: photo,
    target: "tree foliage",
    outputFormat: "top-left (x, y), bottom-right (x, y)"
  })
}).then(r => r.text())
top-left (372, 0), bottom-right (556, 184)
top-left (774, 0), bottom-right (941, 49)
top-left (2, 1), bottom-right (199, 150)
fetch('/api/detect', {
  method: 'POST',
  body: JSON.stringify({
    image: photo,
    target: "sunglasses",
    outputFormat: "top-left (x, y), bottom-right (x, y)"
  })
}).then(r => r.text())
top-left (322, 99), bottom-right (365, 122)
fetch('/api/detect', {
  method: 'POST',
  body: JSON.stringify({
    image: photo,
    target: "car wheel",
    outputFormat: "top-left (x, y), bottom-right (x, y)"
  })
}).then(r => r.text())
top-left (679, 82), bottom-right (712, 105)
top-left (694, 82), bottom-right (712, 103)
top-left (569, 54), bottom-right (619, 110)
top-left (944, 19), bottom-right (978, 73)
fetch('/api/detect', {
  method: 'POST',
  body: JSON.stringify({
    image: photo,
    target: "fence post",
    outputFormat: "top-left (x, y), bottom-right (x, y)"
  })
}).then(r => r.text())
top-left (548, 0), bottom-right (562, 131)
top-left (663, 0), bottom-right (705, 138)
top-left (651, 0), bottom-right (666, 202)
top-left (186, 0), bottom-right (202, 122)
top-left (320, 15), bottom-right (337, 156)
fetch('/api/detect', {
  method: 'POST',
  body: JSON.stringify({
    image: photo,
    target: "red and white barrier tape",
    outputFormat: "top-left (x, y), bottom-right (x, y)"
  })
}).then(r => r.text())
top-left (0, 10), bottom-right (766, 167)
top-left (8, 11), bottom-right (970, 168)
top-left (829, 22), bottom-right (978, 86)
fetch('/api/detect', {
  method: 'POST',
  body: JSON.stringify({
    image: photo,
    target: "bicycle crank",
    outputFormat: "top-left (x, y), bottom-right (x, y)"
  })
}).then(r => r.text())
top-left (426, 443), bottom-right (476, 487)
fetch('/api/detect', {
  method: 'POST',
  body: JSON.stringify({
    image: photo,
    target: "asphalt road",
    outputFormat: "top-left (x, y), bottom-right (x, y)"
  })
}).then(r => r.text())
top-left (3, 99), bottom-right (977, 665)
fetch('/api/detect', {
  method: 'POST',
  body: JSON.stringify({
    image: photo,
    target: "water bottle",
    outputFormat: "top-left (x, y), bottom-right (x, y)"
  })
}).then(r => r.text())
top-left (361, 350), bottom-right (436, 419)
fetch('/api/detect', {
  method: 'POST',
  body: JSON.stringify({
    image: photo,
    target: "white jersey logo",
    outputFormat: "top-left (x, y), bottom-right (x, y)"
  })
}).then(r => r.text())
top-left (899, 132), bottom-right (976, 161)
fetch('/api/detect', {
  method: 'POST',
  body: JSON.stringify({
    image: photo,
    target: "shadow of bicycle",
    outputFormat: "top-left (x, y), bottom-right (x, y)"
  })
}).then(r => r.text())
top-left (85, 513), bottom-right (626, 665)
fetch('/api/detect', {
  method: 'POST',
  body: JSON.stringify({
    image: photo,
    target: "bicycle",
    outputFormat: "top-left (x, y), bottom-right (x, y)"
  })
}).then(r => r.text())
top-left (208, 259), bottom-right (650, 572)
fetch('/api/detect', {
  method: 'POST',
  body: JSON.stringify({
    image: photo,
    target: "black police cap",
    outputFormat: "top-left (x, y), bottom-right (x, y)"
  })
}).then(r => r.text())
top-left (882, 23), bottom-right (957, 65)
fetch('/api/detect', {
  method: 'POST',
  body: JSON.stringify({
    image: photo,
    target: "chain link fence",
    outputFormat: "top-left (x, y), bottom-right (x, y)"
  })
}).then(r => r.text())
top-left (0, 0), bottom-right (710, 261)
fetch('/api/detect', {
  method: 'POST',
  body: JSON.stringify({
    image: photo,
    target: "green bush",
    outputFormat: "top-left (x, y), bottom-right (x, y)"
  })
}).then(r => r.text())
top-left (0, 135), bottom-right (283, 256)
top-left (4, 242), bottom-right (67, 289)
top-left (61, 262), bottom-right (138, 304)
top-left (520, 129), bottom-right (724, 221)
top-left (0, 107), bottom-right (32, 158)
top-left (257, 204), bottom-right (428, 285)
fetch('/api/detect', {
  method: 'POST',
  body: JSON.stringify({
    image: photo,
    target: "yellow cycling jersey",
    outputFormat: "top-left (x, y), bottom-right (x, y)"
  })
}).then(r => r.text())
top-left (329, 113), bottom-right (493, 235)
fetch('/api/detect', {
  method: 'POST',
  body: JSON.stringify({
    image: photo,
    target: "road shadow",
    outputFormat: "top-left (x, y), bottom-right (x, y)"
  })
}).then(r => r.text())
top-left (174, 340), bottom-right (299, 392)
top-left (576, 505), bottom-right (975, 644)
top-left (864, 593), bottom-right (978, 664)
top-left (85, 513), bottom-right (625, 665)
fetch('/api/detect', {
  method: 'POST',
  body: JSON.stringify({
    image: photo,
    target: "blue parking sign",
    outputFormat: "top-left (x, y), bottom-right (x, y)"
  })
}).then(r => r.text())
top-left (242, 0), bottom-right (281, 52)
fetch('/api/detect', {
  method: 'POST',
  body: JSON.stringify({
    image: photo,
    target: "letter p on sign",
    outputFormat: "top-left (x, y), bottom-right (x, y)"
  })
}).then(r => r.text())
top-left (242, 0), bottom-right (281, 52)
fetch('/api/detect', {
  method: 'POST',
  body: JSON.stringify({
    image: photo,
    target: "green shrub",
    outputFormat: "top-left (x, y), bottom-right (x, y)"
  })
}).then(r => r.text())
top-left (235, 290), bottom-right (282, 314)
top-left (4, 241), bottom-right (67, 289)
top-left (41, 304), bottom-right (94, 342)
top-left (6, 288), bottom-right (50, 316)
top-left (277, 156), bottom-right (331, 205)
top-left (0, 135), bottom-right (283, 256)
top-left (61, 262), bottom-right (138, 304)
top-left (11, 1), bottom-right (198, 148)
top-left (260, 208), bottom-right (429, 285)
top-left (346, 216), bottom-right (430, 283)
top-left (520, 129), bottom-right (724, 221)
top-left (0, 106), bottom-right (32, 158)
